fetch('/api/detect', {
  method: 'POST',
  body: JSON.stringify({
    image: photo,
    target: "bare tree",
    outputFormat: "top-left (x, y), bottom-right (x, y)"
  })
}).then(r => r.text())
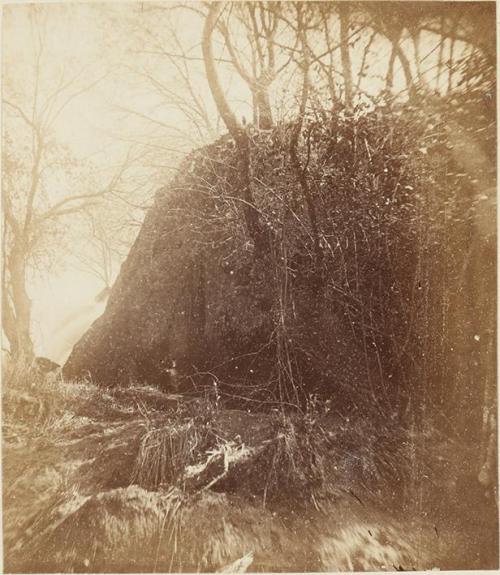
top-left (202, 2), bottom-right (269, 255)
top-left (1, 7), bottom-right (133, 361)
top-left (216, 2), bottom-right (294, 129)
top-left (125, 4), bottom-right (219, 144)
top-left (367, 7), bottom-right (417, 102)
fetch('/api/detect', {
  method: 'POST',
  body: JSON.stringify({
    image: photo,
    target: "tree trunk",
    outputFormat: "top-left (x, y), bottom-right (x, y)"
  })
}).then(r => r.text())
top-left (202, 3), bottom-right (268, 255)
top-left (202, 5), bottom-right (242, 142)
top-left (338, 4), bottom-right (353, 108)
top-left (3, 242), bottom-right (34, 362)
top-left (2, 289), bottom-right (18, 355)
top-left (253, 81), bottom-right (273, 129)
top-left (386, 45), bottom-right (397, 92)
top-left (290, 10), bottom-right (322, 275)
top-left (447, 33), bottom-right (457, 94)
top-left (395, 43), bottom-right (418, 103)
top-left (411, 29), bottom-right (423, 85)
top-left (436, 16), bottom-right (446, 91)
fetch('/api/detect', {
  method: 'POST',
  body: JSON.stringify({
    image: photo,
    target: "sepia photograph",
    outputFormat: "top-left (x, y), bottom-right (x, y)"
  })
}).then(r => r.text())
top-left (1, 1), bottom-right (498, 572)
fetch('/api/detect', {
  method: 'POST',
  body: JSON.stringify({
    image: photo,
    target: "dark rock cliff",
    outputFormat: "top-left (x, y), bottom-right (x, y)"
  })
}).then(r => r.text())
top-left (63, 105), bottom-right (495, 428)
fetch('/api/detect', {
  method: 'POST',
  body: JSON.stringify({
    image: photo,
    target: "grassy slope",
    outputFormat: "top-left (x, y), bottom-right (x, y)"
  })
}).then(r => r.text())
top-left (2, 368), bottom-right (497, 572)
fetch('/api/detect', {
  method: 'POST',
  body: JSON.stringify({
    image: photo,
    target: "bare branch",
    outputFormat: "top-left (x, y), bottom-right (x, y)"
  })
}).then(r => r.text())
top-left (40, 150), bottom-right (134, 222)
top-left (218, 17), bottom-right (254, 86)
top-left (43, 72), bottom-right (108, 129)
top-left (3, 100), bottom-right (35, 128)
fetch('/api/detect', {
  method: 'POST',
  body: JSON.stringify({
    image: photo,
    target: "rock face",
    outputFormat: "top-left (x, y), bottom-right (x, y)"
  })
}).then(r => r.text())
top-left (63, 108), bottom-right (495, 426)
top-left (63, 128), bottom-right (379, 396)
top-left (63, 137), bottom-right (278, 390)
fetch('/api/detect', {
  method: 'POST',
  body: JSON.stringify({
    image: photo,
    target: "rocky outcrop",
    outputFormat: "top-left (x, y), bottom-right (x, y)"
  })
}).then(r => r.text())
top-left (63, 128), bottom-right (375, 397)
top-left (63, 105), bottom-right (495, 431)
top-left (63, 138), bottom-right (281, 391)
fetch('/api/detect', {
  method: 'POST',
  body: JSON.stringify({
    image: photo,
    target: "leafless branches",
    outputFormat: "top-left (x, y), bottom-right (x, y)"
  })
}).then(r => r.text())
top-left (2, 7), bottom-right (133, 358)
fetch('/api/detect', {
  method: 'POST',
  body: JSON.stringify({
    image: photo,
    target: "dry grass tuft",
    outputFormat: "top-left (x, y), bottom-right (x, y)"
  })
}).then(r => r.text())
top-left (132, 419), bottom-right (206, 489)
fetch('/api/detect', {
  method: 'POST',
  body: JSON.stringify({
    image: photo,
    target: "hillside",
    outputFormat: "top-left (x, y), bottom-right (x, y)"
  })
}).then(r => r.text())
top-left (3, 367), bottom-right (498, 572)
top-left (5, 98), bottom-right (498, 572)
